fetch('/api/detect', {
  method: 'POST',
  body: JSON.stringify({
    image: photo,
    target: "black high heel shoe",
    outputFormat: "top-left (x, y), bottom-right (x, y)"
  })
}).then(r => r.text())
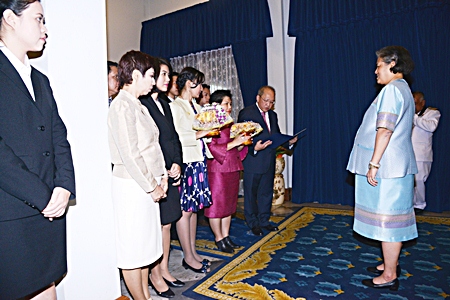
top-left (367, 265), bottom-right (401, 277)
top-left (224, 236), bottom-right (240, 249)
top-left (215, 238), bottom-right (234, 253)
top-left (148, 277), bottom-right (175, 298)
top-left (163, 277), bottom-right (185, 288)
top-left (201, 258), bottom-right (211, 266)
top-left (182, 259), bottom-right (209, 273)
top-left (362, 278), bottom-right (399, 291)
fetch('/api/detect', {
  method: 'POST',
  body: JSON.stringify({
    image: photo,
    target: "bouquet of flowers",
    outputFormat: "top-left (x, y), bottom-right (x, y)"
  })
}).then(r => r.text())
top-left (230, 121), bottom-right (263, 145)
top-left (192, 103), bottom-right (234, 136)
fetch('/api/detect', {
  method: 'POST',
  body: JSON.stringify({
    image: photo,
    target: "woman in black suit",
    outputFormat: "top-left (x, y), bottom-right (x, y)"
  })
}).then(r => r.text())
top-left (0, 1), bottom-right (75, 299)
top-left (140, 58), bottom-right (184, 297)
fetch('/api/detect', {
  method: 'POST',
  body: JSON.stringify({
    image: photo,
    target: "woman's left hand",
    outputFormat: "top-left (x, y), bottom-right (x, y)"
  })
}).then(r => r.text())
top-left (366, 168), bottom-right (378, 187)
top-left (42, 187), bottom-right (71, 221)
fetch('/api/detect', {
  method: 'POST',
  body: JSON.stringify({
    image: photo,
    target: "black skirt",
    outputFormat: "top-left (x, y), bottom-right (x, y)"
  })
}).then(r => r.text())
top-left (159, 183), bottom-right (182, 225)
top-left (0, 214), bottom-right (67, 299)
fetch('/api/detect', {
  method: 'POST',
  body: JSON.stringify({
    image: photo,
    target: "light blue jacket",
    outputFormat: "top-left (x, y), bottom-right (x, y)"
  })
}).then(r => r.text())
top-left (347, 79), bottom-right (417, 178)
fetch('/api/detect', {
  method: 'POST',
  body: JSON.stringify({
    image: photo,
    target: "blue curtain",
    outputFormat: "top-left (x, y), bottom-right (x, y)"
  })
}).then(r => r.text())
top-left (140, 0), bottom-right (273, 107)
top-left (288, 0), bottom-right (450, 212)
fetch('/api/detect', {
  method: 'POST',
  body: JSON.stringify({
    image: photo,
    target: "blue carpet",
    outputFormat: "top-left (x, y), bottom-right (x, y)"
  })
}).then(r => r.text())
top-left (171, 211), bottom-right (286, 261)
top-left (183, 207), bottom-right (450, 299)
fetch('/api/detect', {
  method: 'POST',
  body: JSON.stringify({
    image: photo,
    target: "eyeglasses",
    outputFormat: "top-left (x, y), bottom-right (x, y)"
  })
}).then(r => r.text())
top-left (261, 98), bottom-right (275, 105)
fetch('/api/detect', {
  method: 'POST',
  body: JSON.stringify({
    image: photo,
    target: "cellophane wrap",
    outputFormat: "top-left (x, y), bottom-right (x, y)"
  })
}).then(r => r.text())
top-left (230, 121), bottom-right (263, 138)
top-left (192, 103), bottom-right (233, 130)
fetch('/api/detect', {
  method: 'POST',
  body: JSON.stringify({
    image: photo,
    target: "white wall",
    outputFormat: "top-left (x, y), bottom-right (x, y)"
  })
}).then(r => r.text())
top-left (106, 0), bottom-right (145, 62)
top-left (283, 0), bottom-right (297, 188)
top-left (34, 1), bottom-right (120, 299)
top-left (267, 0), bottom-right (296, 186)
top-left (267, 0), bottom-right (287, 132)
top-left (143, 0), bottom-right (208, 20)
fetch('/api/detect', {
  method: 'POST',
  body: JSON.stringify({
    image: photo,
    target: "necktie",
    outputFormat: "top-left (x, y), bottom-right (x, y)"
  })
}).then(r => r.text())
top-left (261, 111), bottom-right (270, 132)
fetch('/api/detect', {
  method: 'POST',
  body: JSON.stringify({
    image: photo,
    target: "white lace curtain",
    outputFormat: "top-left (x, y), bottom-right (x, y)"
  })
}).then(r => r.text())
top-left (170, 46), bottom-right (244, 121)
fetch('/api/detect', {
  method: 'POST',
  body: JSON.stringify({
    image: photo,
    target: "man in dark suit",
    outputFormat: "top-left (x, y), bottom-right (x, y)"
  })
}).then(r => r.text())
top-left (238, 86), bottom-right (297, 236)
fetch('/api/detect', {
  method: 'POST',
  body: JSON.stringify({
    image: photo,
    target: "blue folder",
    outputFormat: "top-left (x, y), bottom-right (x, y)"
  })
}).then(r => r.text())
top-left (266, 128), bottom-right (306, 149)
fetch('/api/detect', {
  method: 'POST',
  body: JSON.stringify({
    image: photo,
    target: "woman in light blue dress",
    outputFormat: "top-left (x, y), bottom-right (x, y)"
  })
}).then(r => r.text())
top-left (347, 46), bottom-right (417, 291)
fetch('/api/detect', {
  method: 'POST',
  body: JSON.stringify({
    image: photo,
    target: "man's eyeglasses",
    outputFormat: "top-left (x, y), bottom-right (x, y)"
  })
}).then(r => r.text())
top-left (261, 98), bottom-right (275, 105)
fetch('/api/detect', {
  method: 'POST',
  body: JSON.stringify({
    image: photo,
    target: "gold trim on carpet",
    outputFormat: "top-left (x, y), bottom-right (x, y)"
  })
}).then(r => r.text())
top-left (171, 213), bottom-right (286, 256)
top-left (189, 207), bottom-right (450, 299)
top-left (193, 207), bottom-right (351, 299)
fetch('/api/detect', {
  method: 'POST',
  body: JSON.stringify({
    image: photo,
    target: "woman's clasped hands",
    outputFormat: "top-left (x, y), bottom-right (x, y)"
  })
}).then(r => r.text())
top-left (150, 176), bottom-right (168, 202)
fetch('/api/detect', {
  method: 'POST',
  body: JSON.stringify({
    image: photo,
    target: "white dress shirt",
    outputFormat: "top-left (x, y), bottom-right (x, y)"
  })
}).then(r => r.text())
top-left (0, 42), bottom-right (35, 101)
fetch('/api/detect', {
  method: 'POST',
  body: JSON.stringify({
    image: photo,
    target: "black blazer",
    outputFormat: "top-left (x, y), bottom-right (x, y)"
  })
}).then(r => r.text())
top-left (238, 103), bottom-right (281, 174)
top-left (0, 51), bottom-right (75, 221)
top-left (159, 93), bottom-right (172, 104)
top-left (140, 94), bottom-right (183, 182)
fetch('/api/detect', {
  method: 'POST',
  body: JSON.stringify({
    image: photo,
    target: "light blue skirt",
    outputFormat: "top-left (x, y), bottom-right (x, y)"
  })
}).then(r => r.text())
top-left (354, 174), bottom-right (417, 242)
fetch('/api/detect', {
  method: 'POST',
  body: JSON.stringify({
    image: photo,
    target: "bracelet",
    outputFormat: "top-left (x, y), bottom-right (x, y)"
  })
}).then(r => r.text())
top-left (368, 161), bottom-right (380, 169)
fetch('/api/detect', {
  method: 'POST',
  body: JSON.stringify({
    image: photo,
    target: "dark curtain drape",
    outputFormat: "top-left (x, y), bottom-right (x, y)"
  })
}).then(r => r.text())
top-left (140, 0), bottom-right (273, 107)
top-left (288, 0), bottom-right (450, 212)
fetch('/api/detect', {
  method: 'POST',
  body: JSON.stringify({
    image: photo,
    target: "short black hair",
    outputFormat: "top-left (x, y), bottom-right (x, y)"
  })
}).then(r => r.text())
top-left (210, 90), bottom-right (232, 105)
top-left (376, 46), bottom-right (414, 75)
top-left (158, 57), bottom-right (173, 76)
top-left (107, 60), bottom-right (118, 75)
top-left (151, 57), bottom-right (173, 94)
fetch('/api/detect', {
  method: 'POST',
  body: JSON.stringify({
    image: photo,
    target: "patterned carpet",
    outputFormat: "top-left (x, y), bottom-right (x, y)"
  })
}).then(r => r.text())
top-left (171, 211), bottom-right (285, 261)
top-left (182, 207), bottom-right (450, 300)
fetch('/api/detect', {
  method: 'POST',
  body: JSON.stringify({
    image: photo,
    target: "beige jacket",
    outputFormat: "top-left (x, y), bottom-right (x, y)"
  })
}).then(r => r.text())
top-left (108, 89), bottom-right (166, 192)
top-left (169, 97), bottom-right (212, 163)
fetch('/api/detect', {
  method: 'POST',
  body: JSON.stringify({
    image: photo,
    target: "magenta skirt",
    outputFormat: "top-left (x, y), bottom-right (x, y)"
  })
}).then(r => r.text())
top-left (204, 171), bottom-right (240, 218)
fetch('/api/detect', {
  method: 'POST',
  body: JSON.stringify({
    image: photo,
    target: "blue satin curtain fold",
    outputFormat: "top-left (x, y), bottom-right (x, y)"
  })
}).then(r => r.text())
top-left (288, 0), bottom-right (446, 34)
top-left (140, 0), bottom-right (273, 107)
top-left (232, 39), bottom-right (268, 106)
top-left (288, 0), bottom-right (450, 212)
